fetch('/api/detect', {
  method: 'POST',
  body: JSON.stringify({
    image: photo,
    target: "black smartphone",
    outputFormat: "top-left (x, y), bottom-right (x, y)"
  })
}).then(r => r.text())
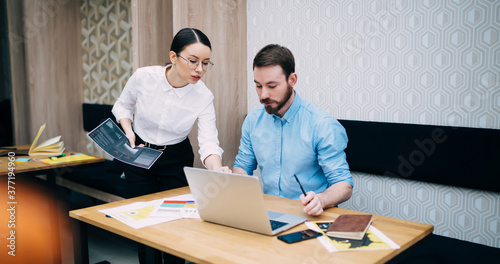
top-left (277, 229), bottom-right (322, 243)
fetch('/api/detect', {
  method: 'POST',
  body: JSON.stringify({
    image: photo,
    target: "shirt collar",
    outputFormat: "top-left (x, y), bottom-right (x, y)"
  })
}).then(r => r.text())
top-left (274, 90), bottom-right (302, 123)
top-left (162, 65), bottom-right (194, 98)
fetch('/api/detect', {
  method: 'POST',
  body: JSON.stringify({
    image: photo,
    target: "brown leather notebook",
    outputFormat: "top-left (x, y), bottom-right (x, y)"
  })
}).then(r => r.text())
top-left (326, 214), bottom-right (373, 240)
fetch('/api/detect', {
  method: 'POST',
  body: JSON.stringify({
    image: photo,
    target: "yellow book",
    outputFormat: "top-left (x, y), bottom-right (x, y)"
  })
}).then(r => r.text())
top-left (29, 123), bottom-right (65, 156)
top-left (37, 154), bottom-right (96, 164)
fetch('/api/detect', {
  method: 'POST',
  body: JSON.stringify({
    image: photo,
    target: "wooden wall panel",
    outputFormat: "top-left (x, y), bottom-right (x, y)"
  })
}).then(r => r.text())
top-left (131, 0), bottom-right (174, 69)
top-left (173, 0), bottom-right (247, 168)
top-left (23, 0), bottom-right (83, 151)
top-left (6, 0), bottom-right (30, 145)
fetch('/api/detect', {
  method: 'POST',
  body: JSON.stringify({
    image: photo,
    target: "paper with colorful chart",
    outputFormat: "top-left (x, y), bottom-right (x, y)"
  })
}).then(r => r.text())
top-left (99, 194), bottom-right (199, 229)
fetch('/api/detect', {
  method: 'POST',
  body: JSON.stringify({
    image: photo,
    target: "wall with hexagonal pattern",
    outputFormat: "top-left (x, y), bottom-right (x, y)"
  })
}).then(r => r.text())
top-left (247, 0), bottom-right (499, 247)
top-left (81, 0), bottom-right (132, 105)
top-left (81, 0), bottom-right (133, 157)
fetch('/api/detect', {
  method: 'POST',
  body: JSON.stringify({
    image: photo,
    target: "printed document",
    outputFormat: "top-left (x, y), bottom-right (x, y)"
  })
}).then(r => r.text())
top-left (99, 194), bottom-right (199, 229)
top-left (87, 118), bottom-right (162, 169)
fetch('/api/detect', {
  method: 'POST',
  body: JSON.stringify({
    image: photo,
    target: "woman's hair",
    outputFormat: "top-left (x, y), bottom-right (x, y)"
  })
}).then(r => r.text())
top-left (253, 44), bottom-right (295, 80)
top-left (170, 28), bottom-right (212, 53)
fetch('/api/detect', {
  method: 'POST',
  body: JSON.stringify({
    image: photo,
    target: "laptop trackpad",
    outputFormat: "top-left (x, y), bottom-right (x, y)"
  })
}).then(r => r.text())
top-left (267, 210), bottom-right (286, 220)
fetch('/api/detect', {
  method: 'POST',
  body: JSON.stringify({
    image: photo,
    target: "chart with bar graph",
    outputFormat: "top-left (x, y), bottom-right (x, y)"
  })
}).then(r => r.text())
top-left (150, 200), bottom-right (199, 218)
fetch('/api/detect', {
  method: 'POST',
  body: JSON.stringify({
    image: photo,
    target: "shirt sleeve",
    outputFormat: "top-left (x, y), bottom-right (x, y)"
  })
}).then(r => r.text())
top-left (112, 71), bottom-right (139, 123)
top-left (233, 115), bottom-right (258, 175)
top-left (315, 117), bottom-right (354, 188)
top-left (197, 99), bottom-right (224, 165)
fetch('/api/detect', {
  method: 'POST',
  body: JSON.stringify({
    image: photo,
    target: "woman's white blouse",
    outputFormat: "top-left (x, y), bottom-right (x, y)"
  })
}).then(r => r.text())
top-left (112, 65), bottom-right (223, 163)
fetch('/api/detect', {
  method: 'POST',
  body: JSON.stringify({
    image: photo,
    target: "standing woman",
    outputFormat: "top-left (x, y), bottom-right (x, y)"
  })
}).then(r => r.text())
top-left (112, 28), bottom-right (229, 263)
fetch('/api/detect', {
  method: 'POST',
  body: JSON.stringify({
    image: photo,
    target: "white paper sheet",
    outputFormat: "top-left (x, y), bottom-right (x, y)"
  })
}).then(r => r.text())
top-left (99, 194), bottom-right (199, 229)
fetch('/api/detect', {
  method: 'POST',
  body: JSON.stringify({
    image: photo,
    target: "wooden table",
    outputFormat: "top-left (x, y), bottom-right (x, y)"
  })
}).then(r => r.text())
top-left (0, 145), bottom-right (105, 177)
top-left (1, 145), bottom-right (105, 264)
top-left (70, 187), bottom-right (433, 264)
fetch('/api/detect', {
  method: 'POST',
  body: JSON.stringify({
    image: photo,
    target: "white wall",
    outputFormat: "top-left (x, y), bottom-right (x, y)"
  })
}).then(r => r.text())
top-left (247, 0), bottom-right (499, 247)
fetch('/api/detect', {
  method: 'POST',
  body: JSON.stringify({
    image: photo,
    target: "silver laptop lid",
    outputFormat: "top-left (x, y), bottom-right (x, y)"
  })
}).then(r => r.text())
top-left (184, 167), bottom-right (275, 235)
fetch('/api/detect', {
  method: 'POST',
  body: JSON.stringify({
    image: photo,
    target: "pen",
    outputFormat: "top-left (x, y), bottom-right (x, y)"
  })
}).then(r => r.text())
top-left (293, 174), bottom-right (307, 196)
top-left (50, 153), bottom-right (66, 160)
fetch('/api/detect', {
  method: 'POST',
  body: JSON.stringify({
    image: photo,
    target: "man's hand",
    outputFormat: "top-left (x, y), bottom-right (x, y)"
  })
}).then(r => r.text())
top-left (300, 191), bottom-right (325, 216)
top-left (232, 167), bottom-right (248, 175)
top-left (299, 182), bottom-right (353, 216)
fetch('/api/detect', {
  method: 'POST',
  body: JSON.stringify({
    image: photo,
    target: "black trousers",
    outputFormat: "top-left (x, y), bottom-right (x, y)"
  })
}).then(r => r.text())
top-left (120, 136), bottom-right (194, 264)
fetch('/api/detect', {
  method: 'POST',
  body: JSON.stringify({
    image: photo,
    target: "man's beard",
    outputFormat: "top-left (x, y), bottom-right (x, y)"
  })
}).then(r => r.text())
top-left (260, 84), bottom-right (294, 116)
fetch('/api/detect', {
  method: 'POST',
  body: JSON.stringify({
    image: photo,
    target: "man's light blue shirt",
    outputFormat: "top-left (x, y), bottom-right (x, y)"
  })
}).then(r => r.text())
top-left (234, 92), bottom-right (353, 200)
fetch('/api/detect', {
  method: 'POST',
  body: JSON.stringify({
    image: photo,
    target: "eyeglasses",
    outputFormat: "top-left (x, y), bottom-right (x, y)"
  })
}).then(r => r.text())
top-left (177, 54), bottom-right (214, 71)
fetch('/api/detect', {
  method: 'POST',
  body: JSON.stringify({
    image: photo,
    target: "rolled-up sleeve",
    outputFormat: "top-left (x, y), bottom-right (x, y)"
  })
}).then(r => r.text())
top-left (233, 116), bottom-right (258, 175)
top-left (316, 118), bottom-right (353, 188)
top-left (197, 99), bottom-right (224, 164)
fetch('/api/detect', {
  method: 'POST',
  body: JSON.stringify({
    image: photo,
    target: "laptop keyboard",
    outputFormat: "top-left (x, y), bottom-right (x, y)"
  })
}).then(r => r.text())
top-left (270, 219), bottom-right (287, 230)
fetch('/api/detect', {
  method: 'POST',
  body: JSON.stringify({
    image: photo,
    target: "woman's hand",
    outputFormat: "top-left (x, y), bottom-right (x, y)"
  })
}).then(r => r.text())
top-left (125, 131), bottom-right (137, 148)
top-left (214, 166), bottom-right (232, 173)
top-left (119, 118), bottom-right (143, 148)
top-left (204, 155), bottom-right (231, 173)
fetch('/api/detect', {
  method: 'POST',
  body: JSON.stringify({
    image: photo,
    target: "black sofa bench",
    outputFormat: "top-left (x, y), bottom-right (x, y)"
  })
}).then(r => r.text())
top-left (57, 104), bottom-right (128, 203)
top-left (396, 233), bottom-right (500, 263)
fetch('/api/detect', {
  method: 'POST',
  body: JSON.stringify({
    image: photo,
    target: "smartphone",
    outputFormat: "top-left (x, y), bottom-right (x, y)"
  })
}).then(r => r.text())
top-left (277, 229), bottom-right (322, 244)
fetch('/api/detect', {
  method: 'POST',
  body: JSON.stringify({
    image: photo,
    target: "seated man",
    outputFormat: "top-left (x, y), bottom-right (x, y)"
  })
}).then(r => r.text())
top-left (233, 44), bottom-right (353, 216)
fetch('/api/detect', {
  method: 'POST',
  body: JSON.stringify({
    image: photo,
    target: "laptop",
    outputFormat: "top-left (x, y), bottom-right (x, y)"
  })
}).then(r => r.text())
top-left (184, 167), bottom-right (307, 235)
